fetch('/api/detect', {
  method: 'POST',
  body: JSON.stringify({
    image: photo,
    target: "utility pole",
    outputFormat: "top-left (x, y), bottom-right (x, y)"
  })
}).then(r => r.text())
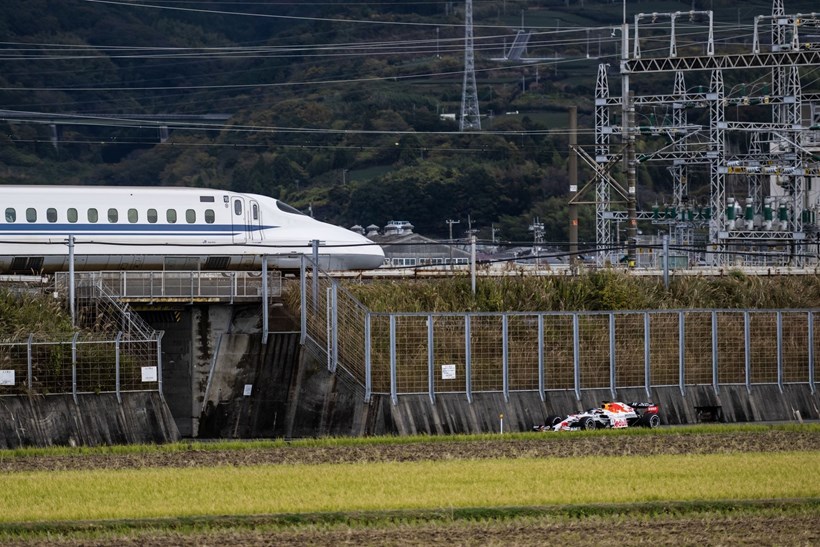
top-left (620, 14), bottom-right (637, 267)
top-left (446, 219), bottom-right (460, 269)
top-left (569, 106), bottom-right (578, 265)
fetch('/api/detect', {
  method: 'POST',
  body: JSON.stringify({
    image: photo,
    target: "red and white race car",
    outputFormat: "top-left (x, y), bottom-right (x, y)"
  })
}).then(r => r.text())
top-left (534, 401), bottom-right (661, 431)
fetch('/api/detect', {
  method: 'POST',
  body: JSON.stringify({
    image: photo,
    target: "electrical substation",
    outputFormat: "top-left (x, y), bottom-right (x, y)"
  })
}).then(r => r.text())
top-left (581, 0), bottom-right (820, 268)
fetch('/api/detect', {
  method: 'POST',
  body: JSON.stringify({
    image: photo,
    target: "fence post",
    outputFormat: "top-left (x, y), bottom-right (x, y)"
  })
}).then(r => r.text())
top-left (71, 333), bottom-right (79, 404)
top-left (744, 311), bottom-right (751, 394)
top-left (262, 255), bottom-right (269, 345)
top-left (573, 313), bottom-right (581, 401)
top-left (678, 311), bottom-right (685, 397)
top-left (502, 314), bottom-right (509, 402)
top-left (115, 332), bottom-right (122, 404)
top-left (230, 271), bottom-right (236, 305)
top-left (643, 312), bottom-right (650, 399)
top-left (465, 315), bottom-right (472, 404)
top-left (27, 334), bottom-right (33, 391)
top-left (427, 314), bottom-right (435, 405)
top-left (808, 311), bottom-right (815, 395)
top-left (608, 313), bottom-right (617, 400)
top-left (330, 283), bottom-right (338, 373)
top-left (326, 287), bottom-right (332, 372)
top-left (537, 314), bottom-right (545, 402)
top-left (157, 331), bottom-right (165, 399)
top-left (300, 257), bottom-right (307, 344)
top-left (364, 313), bottom-right (372, 403)
top-left (776, 310), bottom-right (783, 393)
top-left (389, 315), bottom-right (397, 406)
top-left (68, 235), bottom-right (75, 328)
top-left (312, 239), bottom-right (319, 308)
top-left (711, 310), bottom-right (719, 395)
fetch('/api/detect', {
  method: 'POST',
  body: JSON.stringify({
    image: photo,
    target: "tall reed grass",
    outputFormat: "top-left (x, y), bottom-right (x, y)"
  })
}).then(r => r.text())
top-left (334, 271), bottom-right (820, 312)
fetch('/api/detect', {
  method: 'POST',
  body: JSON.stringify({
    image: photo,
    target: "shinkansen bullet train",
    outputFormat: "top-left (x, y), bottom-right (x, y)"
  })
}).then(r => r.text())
top-left (0, 185), bottom-right (384, 273)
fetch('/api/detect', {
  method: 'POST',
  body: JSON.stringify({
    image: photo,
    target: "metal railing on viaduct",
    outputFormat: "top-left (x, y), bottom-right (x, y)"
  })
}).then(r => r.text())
top-left (300, 258), bottom-right (818, 405)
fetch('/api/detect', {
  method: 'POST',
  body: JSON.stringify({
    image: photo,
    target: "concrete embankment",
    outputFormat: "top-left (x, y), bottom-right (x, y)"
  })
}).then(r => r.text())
top-left (5, 326), bottom-right (814, 447)
top-left (195, 333), bottom-right (819, 437)
top-left (0, 392), bottom-right (179, 449)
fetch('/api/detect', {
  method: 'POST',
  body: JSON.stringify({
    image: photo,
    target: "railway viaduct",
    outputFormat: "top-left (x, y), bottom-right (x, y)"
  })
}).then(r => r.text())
top-left (1, 268), bottom-right (817, 447)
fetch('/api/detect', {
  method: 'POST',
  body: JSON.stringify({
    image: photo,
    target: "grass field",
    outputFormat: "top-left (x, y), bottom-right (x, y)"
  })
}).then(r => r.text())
top-left (0, 426), bottom-right (818, 545)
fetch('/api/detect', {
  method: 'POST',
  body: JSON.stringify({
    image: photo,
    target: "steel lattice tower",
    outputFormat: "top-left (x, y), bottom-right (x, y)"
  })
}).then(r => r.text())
top-left (587, 0), bottom-right (819, 268)
top-left (594, 63), bottom-right (612, 264)
top-left (459, 0), bottom-right (481, 131)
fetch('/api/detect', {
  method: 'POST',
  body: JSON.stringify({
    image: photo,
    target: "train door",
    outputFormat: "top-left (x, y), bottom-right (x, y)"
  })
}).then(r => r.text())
top-left (232, 197), bottom-right (246, 243)
top-left (248, 199), bottom-right (262, 242)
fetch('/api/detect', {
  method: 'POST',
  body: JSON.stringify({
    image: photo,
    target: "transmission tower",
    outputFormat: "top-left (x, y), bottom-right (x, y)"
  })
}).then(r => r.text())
top-left (587, 1), bottom-right (820, 268)
top-left (460, 0), bottom-right (481, 131)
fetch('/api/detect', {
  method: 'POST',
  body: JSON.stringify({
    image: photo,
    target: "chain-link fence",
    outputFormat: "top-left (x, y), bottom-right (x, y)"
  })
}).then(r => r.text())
top-left (301, 258), bottom-right (818, 403)
top-left (0, 334), bottom-right (160, 398)
top-left (1, 274), bottom-right (162, 398)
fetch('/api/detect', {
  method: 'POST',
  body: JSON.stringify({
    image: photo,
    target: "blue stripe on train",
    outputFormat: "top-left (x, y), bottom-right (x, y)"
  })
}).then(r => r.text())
top-left (0, 223), bottom-right (278, 234)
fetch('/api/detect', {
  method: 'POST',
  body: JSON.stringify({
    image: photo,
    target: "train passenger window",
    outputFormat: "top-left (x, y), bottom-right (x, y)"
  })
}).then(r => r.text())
top-left (147, 209), bottom-right (157, 223)
top-left (276, 201), bottom-right (305, 216)
top-left (234, 199), bottom-right (242, 215)
top-left (88, 208), bottom-right (98, 223)
top-left (166, 209), bottom-right (177, 223)
top-left (47, 208), bottom-right (57, 223)
top-left (128, 209), bottom-right (138, 223)
top-left (252, 203), bottom-right (259, 220)
top-left (67, 208), bottom-right (78, 223)
top-left (108, 208), bottom-right (118, 223)
top-left (186, 209), bottom-right (196, 223)
top-left (26, 208), bottom-right (36, 222)
top-left (4, 208), bottom-right (15, 223)
top-left (204, 209), bottom-right (215, 224)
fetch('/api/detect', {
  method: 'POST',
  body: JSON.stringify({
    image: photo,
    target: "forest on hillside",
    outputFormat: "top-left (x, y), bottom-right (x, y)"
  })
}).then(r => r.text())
top-left (1, 0), bottom-right (818, 242)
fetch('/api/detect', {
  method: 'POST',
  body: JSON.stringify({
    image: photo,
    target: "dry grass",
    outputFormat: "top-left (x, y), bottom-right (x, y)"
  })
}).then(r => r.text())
top-left (327, 271), bottom-right (820, 312)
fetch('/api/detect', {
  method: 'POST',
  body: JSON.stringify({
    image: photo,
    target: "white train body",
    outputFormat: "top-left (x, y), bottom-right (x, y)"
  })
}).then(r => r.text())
top-left (0, 185), bottom-right (384, 273)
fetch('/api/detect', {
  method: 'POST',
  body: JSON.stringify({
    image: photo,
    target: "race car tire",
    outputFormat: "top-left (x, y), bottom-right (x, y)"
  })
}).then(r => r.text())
top-left (579, 416), bottom-right (596, 430)
top-left (545, 415), bottom-right (563, 427)
top-left (647, 413), bottom-right (661, 428)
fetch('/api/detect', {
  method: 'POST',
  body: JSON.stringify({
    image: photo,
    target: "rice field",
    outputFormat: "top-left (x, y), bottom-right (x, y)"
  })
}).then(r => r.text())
top-left (0, 426), bottom-right (817, 545)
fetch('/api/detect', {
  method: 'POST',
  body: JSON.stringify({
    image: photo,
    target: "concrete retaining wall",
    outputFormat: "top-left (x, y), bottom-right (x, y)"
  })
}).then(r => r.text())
top-left (193, 335), bottom-right (819, 438)
top-left (0, 392), bottom-right (179, 449)
top-left (377, 385), bottom-right (818, 435)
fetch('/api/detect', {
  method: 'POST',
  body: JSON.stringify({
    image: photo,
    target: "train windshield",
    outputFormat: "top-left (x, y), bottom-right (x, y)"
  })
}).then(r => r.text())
top-left (276, 200), bottom-right (305, 216)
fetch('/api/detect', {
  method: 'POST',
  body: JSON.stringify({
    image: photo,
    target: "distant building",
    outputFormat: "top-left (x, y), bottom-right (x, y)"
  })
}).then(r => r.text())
top-left (353, 221), bottom-right (471, 268)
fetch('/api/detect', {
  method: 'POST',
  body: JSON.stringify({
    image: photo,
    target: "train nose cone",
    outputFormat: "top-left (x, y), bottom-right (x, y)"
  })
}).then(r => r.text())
top-left (325, 227), bottom-right (384, 270)
top-left (351, 235), bottom-right (385, 270)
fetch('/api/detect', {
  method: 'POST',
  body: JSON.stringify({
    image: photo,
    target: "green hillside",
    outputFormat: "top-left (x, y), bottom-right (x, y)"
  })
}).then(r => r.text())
top-left (1, 0), bottom-right (817, 242)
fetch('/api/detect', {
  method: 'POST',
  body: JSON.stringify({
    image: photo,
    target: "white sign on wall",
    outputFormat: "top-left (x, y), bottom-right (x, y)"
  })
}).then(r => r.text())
top-left (141, 366), bottom-right (158, 382)
top-left (243, 384), bottom-right (253, 396)
top-left (441, 364), bottom-right (456, 380)
top-left (0, 370), bottom-right (15, 386)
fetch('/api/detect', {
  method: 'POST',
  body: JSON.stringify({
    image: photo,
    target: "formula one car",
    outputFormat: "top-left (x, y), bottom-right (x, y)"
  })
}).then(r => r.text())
top-left (534, 401), bottom-right (661, 431)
